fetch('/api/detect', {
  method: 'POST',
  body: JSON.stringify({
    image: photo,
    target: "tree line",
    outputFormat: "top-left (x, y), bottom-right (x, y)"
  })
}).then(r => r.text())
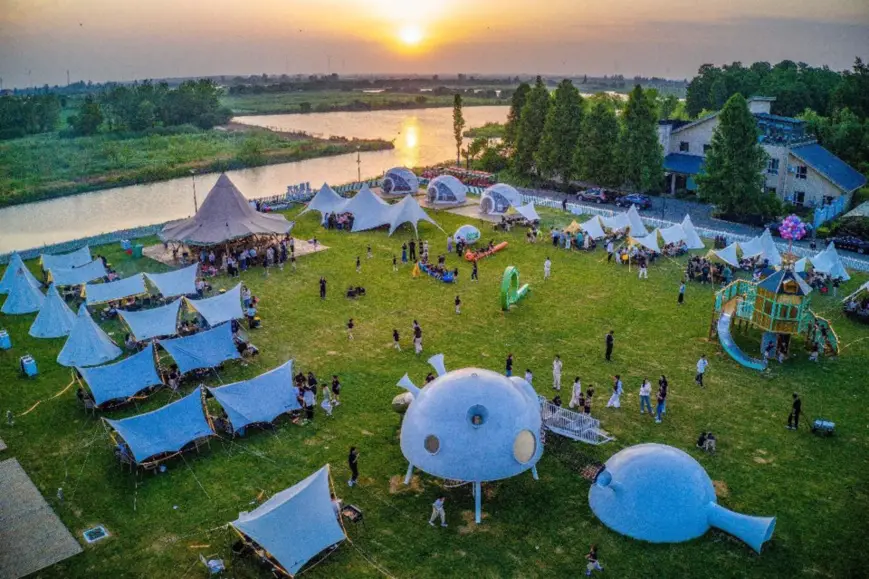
top-left (0, 94), bottom-right (62, 140)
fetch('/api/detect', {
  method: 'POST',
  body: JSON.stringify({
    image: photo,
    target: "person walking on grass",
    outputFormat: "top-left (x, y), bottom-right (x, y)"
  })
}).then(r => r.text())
top-left (454, 295), bottom-right (461, 315)
top-left (413, 322), bottom-right (423, 355)
top-left (393, 255), bottom-right (398, 272)
top-left (348, 447), bottom-right (359, 487)
top-left (321, 383), bottom-right (333, 417)
top-left (658, 375), bottom-right (669, 414)
top-left (639, 378), bottom-right (652, 415)
top-left (606, 375), bottom-right (623, 408)
top-left (409, 240), bottom-right (417, 262)
top-left (402, 243), bottom-right (408, 264)
top-left (655, 384), bottom-right (666, 423)
top-left (695, 355), bottom-right (708, 388)
top-left (356, 256), bottom-right (361, 273)
top-left (319, 277), bottom-right (327, 299)
top-left (347, 318), bottom-right (355, 340)
top-left (605, 330), bottom-right (614, 361)
top-left (787, 392), bottom-right (801, 430)
top-left (553, 355), bottom-right (562, 391)
top-left (429, 496), bottom-right (447, 527)
top-left (544, 257), bottom-right (552, 280)
top-left (678, 280), bottom-right (686, 305)
top-left (505, 353), bottom-right (514, 377)
top-left (471, 260), bottom-right (478, 281)
top-left (447, 235), bottom-right (453, 254)
top-left (524, 368), bottom-right (533, 385)
top-left (367, 245), bottom-right (372, 259)
top-left (606, 239), bottom-right (614, 263)
top-left (585, 544), bottom-right (603, 576)
top-left (393, 329), bottom-right (401, 351)
top-left (638, 255), bottom-right (648, 279)
top-left (569, 376), bottom-right (583, 408)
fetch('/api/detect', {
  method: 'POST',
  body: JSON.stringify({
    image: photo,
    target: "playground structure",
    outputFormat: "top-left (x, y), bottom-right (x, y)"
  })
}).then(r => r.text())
top-left (538, 396), bottom-right (613, 445)
top-left (465, 241), bottom-right (508, 262)
top-left (500, 266), bottom-right (530, 311)
top-left (711, 270), bottom-right (838, 370)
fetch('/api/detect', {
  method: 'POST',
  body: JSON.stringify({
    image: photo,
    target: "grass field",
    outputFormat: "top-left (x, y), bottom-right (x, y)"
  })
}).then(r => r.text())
top-left (0, 206), bottom-right (867, 579)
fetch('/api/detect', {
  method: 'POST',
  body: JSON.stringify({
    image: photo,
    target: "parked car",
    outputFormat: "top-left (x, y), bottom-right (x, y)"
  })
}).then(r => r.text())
top-left (615, 193), bottom-right (652, 209)
top-left (578, 188), bottom-right (609, 204)
top-left (830, 236), bottom-right (869, 254)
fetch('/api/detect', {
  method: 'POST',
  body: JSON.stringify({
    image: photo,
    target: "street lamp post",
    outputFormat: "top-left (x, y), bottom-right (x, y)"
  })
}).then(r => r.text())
top-left (190, 170), bottom-right (198, 213)
top-left (356, 147), bottom-right (361, 182)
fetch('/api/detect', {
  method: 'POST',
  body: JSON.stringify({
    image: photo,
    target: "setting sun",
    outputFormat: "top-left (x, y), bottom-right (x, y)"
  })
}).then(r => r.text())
top-left (398, 25), bottom-right (424, 46)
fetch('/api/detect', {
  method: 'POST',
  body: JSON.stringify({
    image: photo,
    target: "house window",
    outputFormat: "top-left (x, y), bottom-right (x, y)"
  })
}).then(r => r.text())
top-left (793, 191), bottom-right (806, 206)
top-left (703, 144), bottom-right (711, 153)
top-left (767, 159), bottom-right (779, 175)
top-left (795, 165), bottom-right (807, 180)
top-left (679, 141), bottom-right (690, 152)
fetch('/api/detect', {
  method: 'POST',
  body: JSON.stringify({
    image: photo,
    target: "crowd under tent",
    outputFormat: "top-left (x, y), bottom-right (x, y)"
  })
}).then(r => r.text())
top-left (580, 216), bottom-right (607, 239)
top-left (143, 264), bottom-right (198, 298)
top-left (84, 274), bottom-right (148, 306)
top-left (562, 221), bottom-right (581, 235)
top-left (57, 304), bottom-right (122, 367)
top-left (160, 174), bottom-right (292, 245)
top-left (41, 245), bottom-right (92, 272)
top-left (601, 212), bottom-right (631, 232)
top-left (382, 167), bottom-right (419, 194)
top-left (29, 284), bottom-right (76, 338)
top-left (632, 230), bottom-right (661, 253)
top-left (480, 183), bottom-right (520, 215)
top-left (185, 283), bottom-right (244, 327)
top-left (426, 175), bottom-right (467, 205)
top-left (680, 215), bottom-right (705, 250)
top-left (118, 299), bottom-right (182, 342)
top-left (515, 202), bottom-right (541, 222)
top-left (158, 323), bottom-right (241, 375)
top-left (230, 465), bottom-right (347, 577)
top-left (207, 360), bottom-right (300, 433)
top-left (659, 224), bottom-right (688, 246)
top-left (1, 268), bottom-right (45, 315)
top-left (0, 253), bottom-right (41, 294)
top-left (340, 185), bottom-right (389, 232)
top-left (78, 344), bottom-right (163, 407)
top-left (811, 242), bottom-right (850, 281)
top-left (842, 280), bottom-right (869, 303)
top-left (626, 205), bottom-right (649, 236)
top-left (738, 236), bottom-right (765, 259)
top-left (712, 242), bottom-right (740, 267)
top-left (48, 259), bottom-right (107, 287)
top-left (387, 195), bottom-right (442, 236)
top-left (105, 387), bottom-right (214, 467)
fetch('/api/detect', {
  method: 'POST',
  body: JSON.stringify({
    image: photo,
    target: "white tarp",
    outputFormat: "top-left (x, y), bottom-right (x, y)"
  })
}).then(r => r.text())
top-left (601, 212), bottom-right (631, 232)
top-left (346, 185), bottom-right (391, 232)
top-left (759, 229), bottom-right (782, 267)
top-left (41, 246), bottom-right (92, 271)
top-left (626, 205), bottom-right (649, 236)
top-left (680, 215), bottom-right (705, 250)
top-left (738, 236), bottom-right (765, 259)
top-left (48, 259), bottom-right (107, 287)
top-left (713, 242), bottom-right (740, 267)
top-left (300, 183), bottom-right (346, 218)
top-left (659, 224), bottom-right (687, 246)
top-left (387, 195), bottom-right (441, 236)
top-left (632, 230), bottom-right (660, 253)
top-left (85, 274), bottom-right (147, 305)
top-left (793, 257), bottom-right (808, 273)
top-left (580, 216), bottom-right (606, 239)
top-left (515, 203), bottom-right (541, 222)
top-left (811, 242), bottom-right (850, 281)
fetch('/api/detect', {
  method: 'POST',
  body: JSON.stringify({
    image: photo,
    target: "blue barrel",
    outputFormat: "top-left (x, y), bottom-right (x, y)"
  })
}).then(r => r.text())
top-left (0, 330), bottom-right (10, 350)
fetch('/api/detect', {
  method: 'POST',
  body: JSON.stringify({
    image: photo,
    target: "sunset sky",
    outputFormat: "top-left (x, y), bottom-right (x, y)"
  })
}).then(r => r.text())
top-left (1, 0), bottom-right (867, 87)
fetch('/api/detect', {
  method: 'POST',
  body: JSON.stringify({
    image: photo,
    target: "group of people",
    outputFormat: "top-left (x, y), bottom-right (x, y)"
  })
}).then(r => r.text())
top-left (685, 256), bottom-right (731, 285)
top-left (292, 370), bottom-right (343, 422)
top-left (550, 228), bottom-right (598, 251)
top-left (391, 320), bottom-right (424, 354)
top-left (324, 211), bottom-right (355, 231)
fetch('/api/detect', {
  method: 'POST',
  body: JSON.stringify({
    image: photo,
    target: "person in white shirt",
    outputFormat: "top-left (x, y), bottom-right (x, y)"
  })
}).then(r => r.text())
top-left (525, 369), bottom-right (533, 384)
top-left (606, 375), bottom-right (623, 408)
top-left (695, 355), bottom-right (709, 388)
top-left (429, 496), bottom-right (447, 527)
top-left (639, 379), bottom-right (652, 414)
top-left (544, 257), bottom-right (552, 280)
top-left (569, 377), bottom-right (583, 408)
top-left (552, 355), bottom-right (562, 390)
top-left (606, 240), bottom-right (615, 263)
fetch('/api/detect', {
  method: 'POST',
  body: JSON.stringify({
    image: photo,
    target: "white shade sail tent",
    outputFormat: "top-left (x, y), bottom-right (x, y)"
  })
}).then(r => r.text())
top-left (580, 216), bottom-right (606, 239)
top-left (1, 268), bottom-right (45, 315)
top-left (811, 242), bottom-right (850, 281)
top-left (41, 246), bottom-right (92, 271)
top-left (737, 236), bottom-right (765, 259)
top-left (57, 304), bottom-right (122, 367)
top-left (712, 242), bottom-right (740, 267)
top-left (680, 215), bottom-right (705, 250)
top-left (144, 264), bottom-right (198, 298)
top-left (119, 299), bottom-right (182, 341)
top-left (626, 205), bottom-right (649, 236)
top-left (85, 274), bottom-right (148, 305)
top-left (0, 253), bottom-right (41, 294)
top-left (426, 175), bottom-right (467, 205)
top-left (387, 195), bottom-right (442, 236)
top-left (601, 212), bottom-right (631, 232)
top-left (185, 283), bottom-right (244, 327)
top-left (515, 202), bottom-right (541, 222)
top-left (300, 183), bottom-right (347, 220)
top-left (759, 229), bottom-right (782, 266)
top-left (29, 284), bottom-right (76, 338)
top-left (49, 259), bottom-right (108, 287)
top-left (632, 230), bottom-right (661, 253)
top-left (346, 185), bottom-right (392, 232)
top-left (659, 224), bottom-right (688, 246)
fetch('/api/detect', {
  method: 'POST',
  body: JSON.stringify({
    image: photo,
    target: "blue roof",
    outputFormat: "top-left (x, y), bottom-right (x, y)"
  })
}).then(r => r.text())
top-left (185, 283), bottom-right (244, 327)
top-left (78, 344), bottom-right (163, 406)
top-left (158, 323), bottom-right (241, 374)
top-left (231, 466), bottom-right (346, 575)
top-left (85, 274), bottom-right (147, 305)
top-left (664, 154), bottom-right (705, 175)
top-left (207, 361), bottom-right (300, 431)
top-left (57, 304), bottom-right (122, 367)
top-left (105, 387), bottom-right (213, 464)
top-left (30, 284), bottom-right (76, 338)
top-left (791, 143), bottom-right (867, 193)
top-left (144, 264), bottom-right (198, 298)
top-left (118, 299), bottom-right (181, 341)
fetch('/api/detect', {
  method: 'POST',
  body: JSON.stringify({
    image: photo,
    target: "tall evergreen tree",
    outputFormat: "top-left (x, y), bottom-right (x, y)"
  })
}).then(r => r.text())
top-left (536, 79), bottom-right (584, 182)
top-left (503, 82), bottom-right (531, 150)
top-left (696, 94), bottom-right (772, 218)
top-left (512, 76), bottom-right (551, 176)
top-left (453, 93), bottom-right (465, 166)
top-left (618, 85), bottom-right (663, 192)
top-left (575, 99), bottom-right (620, 186)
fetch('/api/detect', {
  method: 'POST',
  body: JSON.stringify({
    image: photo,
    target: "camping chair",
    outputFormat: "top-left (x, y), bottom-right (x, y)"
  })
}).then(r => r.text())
top-left (199, 554), bottom-right (225, 576)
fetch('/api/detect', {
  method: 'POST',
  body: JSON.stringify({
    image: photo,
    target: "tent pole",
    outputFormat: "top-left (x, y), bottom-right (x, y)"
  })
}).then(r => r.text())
top-left (474, 481), bottom-right (482, 524)
top-left (403, 463), bottom-right (414, 485)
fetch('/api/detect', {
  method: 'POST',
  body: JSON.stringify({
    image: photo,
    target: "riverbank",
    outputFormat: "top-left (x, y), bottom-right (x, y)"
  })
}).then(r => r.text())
top-left (0, 123), bottom-right (392, 208)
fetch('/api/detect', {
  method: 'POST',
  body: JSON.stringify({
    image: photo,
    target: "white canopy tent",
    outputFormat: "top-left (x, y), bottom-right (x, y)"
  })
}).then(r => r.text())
top-left (811, 242), bottom-right (850, 281)
top-left (793, 257), bottom-right (808, 273)
top-left (626, 205), bottom-right (649, 236)
top-left (712, 242), bottom-right (740, 267)
top-left (632, 230), bottom-right (661, 253)
top-left (680, 215), bottom-right (705, 250)
top-left (759, 229), bottom-right (782, 266)
top-left (580, 216), bottom-right (606, 239)
top-left (659, 224), bottom-right (687, 246)
top-left (601, 212), bottom-right (631, 232)
top-left (299, 183), bottom-right (346, 220)
top-left (346, 185), bottom-right (391, 232)
top-left (515, 202), bottom-right (540, 222)
top-left (738, 236), bottom-right (765, 259)
top-left (387, 195), bottom-right (442, 236)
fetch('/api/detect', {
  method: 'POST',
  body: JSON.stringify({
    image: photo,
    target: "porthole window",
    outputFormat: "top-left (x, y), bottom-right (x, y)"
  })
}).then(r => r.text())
top-left (424, 435), bottom-right (440, 454)
top-left (513, 430), bottom-right (536, 464)
top-left (467, 404), bottom-right (488, 427)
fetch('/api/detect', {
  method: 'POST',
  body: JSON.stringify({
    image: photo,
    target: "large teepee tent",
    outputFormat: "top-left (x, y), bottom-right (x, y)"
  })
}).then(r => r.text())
top-left (1, 268), bottom-right (45, 315)
top-left (0, 253), bottom-right (41, 294)
top-left (57, 304), bottom-right (122, 367)
top-left (29, 284), bottom-right (76, 338)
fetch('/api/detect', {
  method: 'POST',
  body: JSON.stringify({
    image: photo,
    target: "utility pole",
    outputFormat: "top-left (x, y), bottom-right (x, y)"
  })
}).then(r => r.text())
top-left (356, 147), bottom-right (361, 181)
top-left (190, 170), bottom-right (198, 212)
top-left (67, 69), bottom-right (70, 86)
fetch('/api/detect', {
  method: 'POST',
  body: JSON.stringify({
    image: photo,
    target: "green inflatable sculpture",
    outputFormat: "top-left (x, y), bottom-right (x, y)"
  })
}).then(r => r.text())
top-left (500, 266), bottom-right (530, 311)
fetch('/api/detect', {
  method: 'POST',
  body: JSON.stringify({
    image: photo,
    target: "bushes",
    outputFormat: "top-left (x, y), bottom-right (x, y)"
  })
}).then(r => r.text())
top-left (828, 216), bottom-right (869, 240)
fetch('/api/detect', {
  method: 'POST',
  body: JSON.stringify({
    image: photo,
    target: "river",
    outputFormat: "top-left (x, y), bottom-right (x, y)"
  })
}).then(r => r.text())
top-left (0, 106), bottom-right (508, 254)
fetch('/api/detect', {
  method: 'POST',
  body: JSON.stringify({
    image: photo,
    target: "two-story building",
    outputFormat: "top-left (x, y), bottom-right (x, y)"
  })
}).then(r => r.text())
top-left (658, 97), bottom-right (866, 210)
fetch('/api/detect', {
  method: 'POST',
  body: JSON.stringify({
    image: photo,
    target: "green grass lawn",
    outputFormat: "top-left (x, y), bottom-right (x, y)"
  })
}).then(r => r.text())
top-left (0, 207), bottom-right (867, 579)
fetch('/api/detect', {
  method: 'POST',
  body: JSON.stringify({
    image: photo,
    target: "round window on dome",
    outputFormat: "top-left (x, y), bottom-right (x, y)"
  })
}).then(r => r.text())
top-left (467, 404), bottom-right (488, 427)
top-left (424, 435), bottom-right (440, 455)
top-left (513, 430), bottom-right (536, 464)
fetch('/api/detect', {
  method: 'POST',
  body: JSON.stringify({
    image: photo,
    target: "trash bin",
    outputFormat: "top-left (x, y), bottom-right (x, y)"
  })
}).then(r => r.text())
top-left (121, 239), bottom-right (132, 251)
top-left (132, 244), bottom-right (144, 259)
top-left (20, 355), bottom-right (38, 377)
top-left (0, 330), bottom-right (11, 350)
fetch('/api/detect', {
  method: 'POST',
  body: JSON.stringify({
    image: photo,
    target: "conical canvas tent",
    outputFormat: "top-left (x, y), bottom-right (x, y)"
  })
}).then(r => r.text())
top-left (119, 299), bottom-right (182, 341)
top-left (659, 224), bottom-right (687, 246)
top-left (387, 195), bottom-right (442, 236)
top-left (160, 174), bottom-right (291, 245)
top-left (144, 264), bottom-right (198, 298)
top-left (299, 183), bottom-right (347, 219)
top-left (1, 268), bottom-right (45, 314)
top-left (231, 465), bottom-right (346, 577)
top-left (0, 253), bottom-right (41, 294)
top-left (85, 274), bottom-right (147, 305)
top-left (811, 242), bottom-right (850, 281)
top-left (601, 212), bottom-right (631, 232)
top-left (48, 259), bottom-right (107, 287)
top-left (793, 257), bottom-right (808, 273)
top-left (632, 230), bottom-right (661, 253)
top-left (158, 323), bottom-right (241, 374)
top-left (345, 185), bottom-right (391, 232)
top-left (79, 344), bottom-right (163, 407)
top-left (712, 242), bottom-right (740, 267)
top-left (759, 229), bottom-right (782, 267)
top-left (515, 202), bottom-right (541, 222)
top-left (41, 246), bottom-right (92, 271)
top-left (563, 220), bottom-right (582, 235)
top-left (738, 236), bottom-right (765, 259)
top-left (57, 304), bottom-right (122, 367)
top-left (29, 284), bottom-right (76, 338)
top-left (207, 360), bottom-right (300, 431)
top-left (680, 215), bottom-right (705, 250)
top-left (185, 283), bottom-right (244, 327)
top-left (626, 205), bottom-right (649, 236)
top-left (105, 387), bottom-right (214, 465)
top-left (580, 216), bottom-right (607, 239)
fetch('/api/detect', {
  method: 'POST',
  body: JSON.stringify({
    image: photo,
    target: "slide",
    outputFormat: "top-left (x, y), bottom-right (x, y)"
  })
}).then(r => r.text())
top-left (717, 312), bottom-right (767, 371)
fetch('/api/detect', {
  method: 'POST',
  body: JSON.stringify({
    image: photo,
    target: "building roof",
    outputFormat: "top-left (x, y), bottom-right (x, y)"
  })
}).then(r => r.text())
top-left (790, 143), bottom-right (867, 193)
top-left (754, 112), bottom-right (804, 125)
top-left (758, 269), bottom-right (813, 296)
top-left (664, 153), bottom-right (705, 175)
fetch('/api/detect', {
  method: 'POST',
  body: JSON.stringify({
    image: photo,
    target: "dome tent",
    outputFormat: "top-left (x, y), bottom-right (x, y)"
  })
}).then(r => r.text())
top-left (382, 167), bottom-right (419, 195)
top-left (455, 224), bottom-right (481, 244)
top-left (1, 268), bottom-right (45, 315)
top-left (480, 183), bottom-right (520, 215)
top-left (29, 284), bottom-right (76, 338)
top-left (427, 175), bottom-right (467, 205)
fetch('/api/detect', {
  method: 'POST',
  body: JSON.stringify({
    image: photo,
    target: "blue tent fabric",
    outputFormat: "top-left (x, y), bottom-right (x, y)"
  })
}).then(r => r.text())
top-left (158, 323), bottom-right (241, 374)
top-left (30, 284), bottom-right (76, 338)
top-left (119, 299), bottom-right (181, 341)
top-left (85, 274), bottom-right (147, 305)
top-left (791, 143), bottom-right (867, 193)
top-left (49, 259), bottom-right (107, 287)
top-left (231, 466), bottom-right (345, 576)
top-left (78, 344), bottom-right (163, 406)
top-left (41, 246), bottom-right (92, 271)
top-left (208, 361), bottom-right (299, 430)
top-left (1, 268), bottom-right (45, 315)
top-left (185, 283), bottom-right (244, 327)
top-left (664, 154), bottom-right (705, 175)
top-left (144, 264), bottom-right (198, 298)
top-left (0, 253), bottom-right (41, 294)
top-left (105, 387), bottom-right (213, 464)
top-left (57, 304), bottom-right (122, 367)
